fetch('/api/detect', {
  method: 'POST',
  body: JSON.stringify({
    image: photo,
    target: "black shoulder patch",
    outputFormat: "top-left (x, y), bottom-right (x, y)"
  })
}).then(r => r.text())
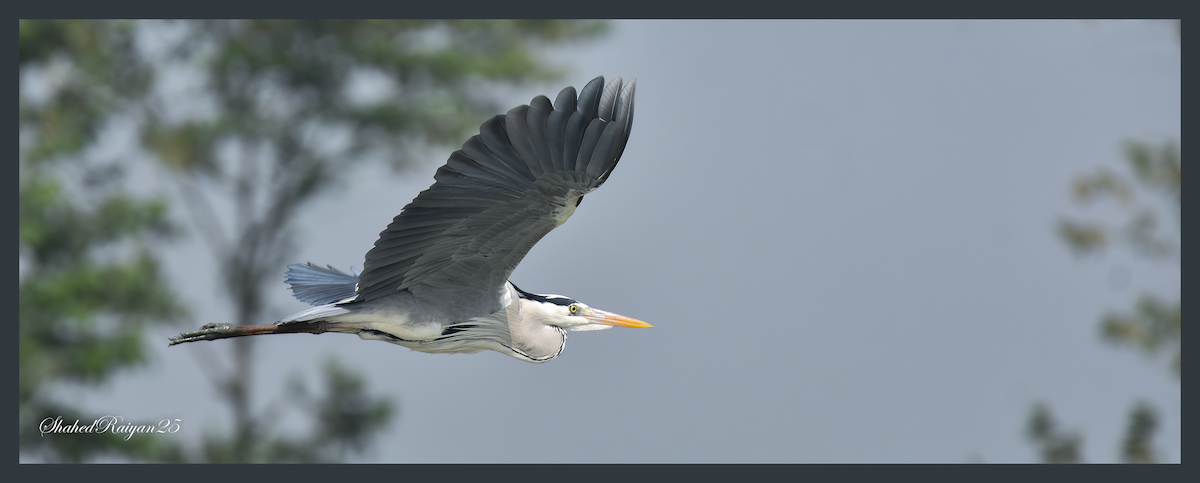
top-left (511, 281), bottom-right (577, 306)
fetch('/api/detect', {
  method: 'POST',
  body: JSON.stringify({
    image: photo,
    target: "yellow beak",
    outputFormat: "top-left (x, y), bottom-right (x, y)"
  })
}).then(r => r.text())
top-left (585, 309), bottom-right (654, 328)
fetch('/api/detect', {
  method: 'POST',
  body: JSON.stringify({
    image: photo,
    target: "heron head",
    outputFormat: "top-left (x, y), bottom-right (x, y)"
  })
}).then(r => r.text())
top-left (513, 286), bottom-right (652, 332)
top-left (552, 300), bottom-right (653, 332)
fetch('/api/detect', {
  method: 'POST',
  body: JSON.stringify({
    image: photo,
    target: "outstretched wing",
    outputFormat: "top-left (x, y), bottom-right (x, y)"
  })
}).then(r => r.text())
top-left (353, 76), bottom-right (636, 316)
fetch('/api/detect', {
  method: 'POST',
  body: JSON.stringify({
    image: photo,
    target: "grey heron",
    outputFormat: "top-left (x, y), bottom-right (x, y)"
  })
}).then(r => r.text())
top-left (169, 76), bottom-right (650, 363)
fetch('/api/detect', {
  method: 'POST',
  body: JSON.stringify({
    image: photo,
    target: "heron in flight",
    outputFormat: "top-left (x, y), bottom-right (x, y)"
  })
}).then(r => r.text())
top-left (170, 76), bottom-right (650, 363)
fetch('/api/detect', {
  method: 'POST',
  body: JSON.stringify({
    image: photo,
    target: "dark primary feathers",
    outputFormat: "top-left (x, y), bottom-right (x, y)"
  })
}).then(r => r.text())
top-left (351, 76), bottom-right (637, 312)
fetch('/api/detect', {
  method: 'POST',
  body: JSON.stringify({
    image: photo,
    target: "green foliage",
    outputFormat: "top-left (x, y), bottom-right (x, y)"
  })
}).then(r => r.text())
top-left (1027, 401), bottom-right (1163, 464)
top-left (1059, 141), bottom-right (1179, 259)
top-left (18, 200), bottom-right (184, 462)
top-left (1027, 403), bottom-right (1082, 463)
top-left (1101, 296), bottom-right (1181, 377)
top-left (19, 20), bottom-right (186, 463)
top-left (19, 20), bottom-right (151, 164)
top-left (1121, 402), bottom-right (1160, 464)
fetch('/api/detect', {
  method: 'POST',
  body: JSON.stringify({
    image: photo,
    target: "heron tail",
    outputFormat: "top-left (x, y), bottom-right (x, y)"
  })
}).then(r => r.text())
top-left (284, 262), bottom-right (359, 306)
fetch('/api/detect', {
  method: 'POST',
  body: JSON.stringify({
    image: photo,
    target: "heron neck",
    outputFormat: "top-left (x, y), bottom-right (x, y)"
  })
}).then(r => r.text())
top-left (505, 299), bottom-right (567, 362)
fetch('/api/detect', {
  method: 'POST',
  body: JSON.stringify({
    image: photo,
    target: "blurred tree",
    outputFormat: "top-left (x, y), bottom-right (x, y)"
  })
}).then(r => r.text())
top-left (1029, 20), bottom-right (1179, 464)
top-left (19, 19), bottom-right (186, 462)
top-left (19, 19), bottom-right (608, 462)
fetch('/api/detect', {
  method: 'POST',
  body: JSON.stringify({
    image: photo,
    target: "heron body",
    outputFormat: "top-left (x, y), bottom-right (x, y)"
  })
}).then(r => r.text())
top-left (170, 76), bottom-right (650, 363)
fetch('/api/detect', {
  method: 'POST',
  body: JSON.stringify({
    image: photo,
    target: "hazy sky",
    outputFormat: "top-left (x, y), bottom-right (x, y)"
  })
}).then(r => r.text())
top-left (58, 20), bottom-right (1180, 463)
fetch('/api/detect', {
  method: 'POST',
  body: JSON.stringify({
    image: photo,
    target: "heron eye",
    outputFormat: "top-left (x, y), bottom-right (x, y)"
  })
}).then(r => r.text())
top-left (569, 304), bottom-right (579, 314)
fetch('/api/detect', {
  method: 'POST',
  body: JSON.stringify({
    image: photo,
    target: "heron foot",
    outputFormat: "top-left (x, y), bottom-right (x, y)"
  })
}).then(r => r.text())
top-left (169, 323), bottom-right (236, 345)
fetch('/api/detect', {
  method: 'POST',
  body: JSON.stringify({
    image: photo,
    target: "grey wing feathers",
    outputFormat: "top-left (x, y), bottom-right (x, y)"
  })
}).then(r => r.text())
top-left (354, 76), bottom-right (636, 306)
top-left (285, 263), bottom-right (360, 306)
